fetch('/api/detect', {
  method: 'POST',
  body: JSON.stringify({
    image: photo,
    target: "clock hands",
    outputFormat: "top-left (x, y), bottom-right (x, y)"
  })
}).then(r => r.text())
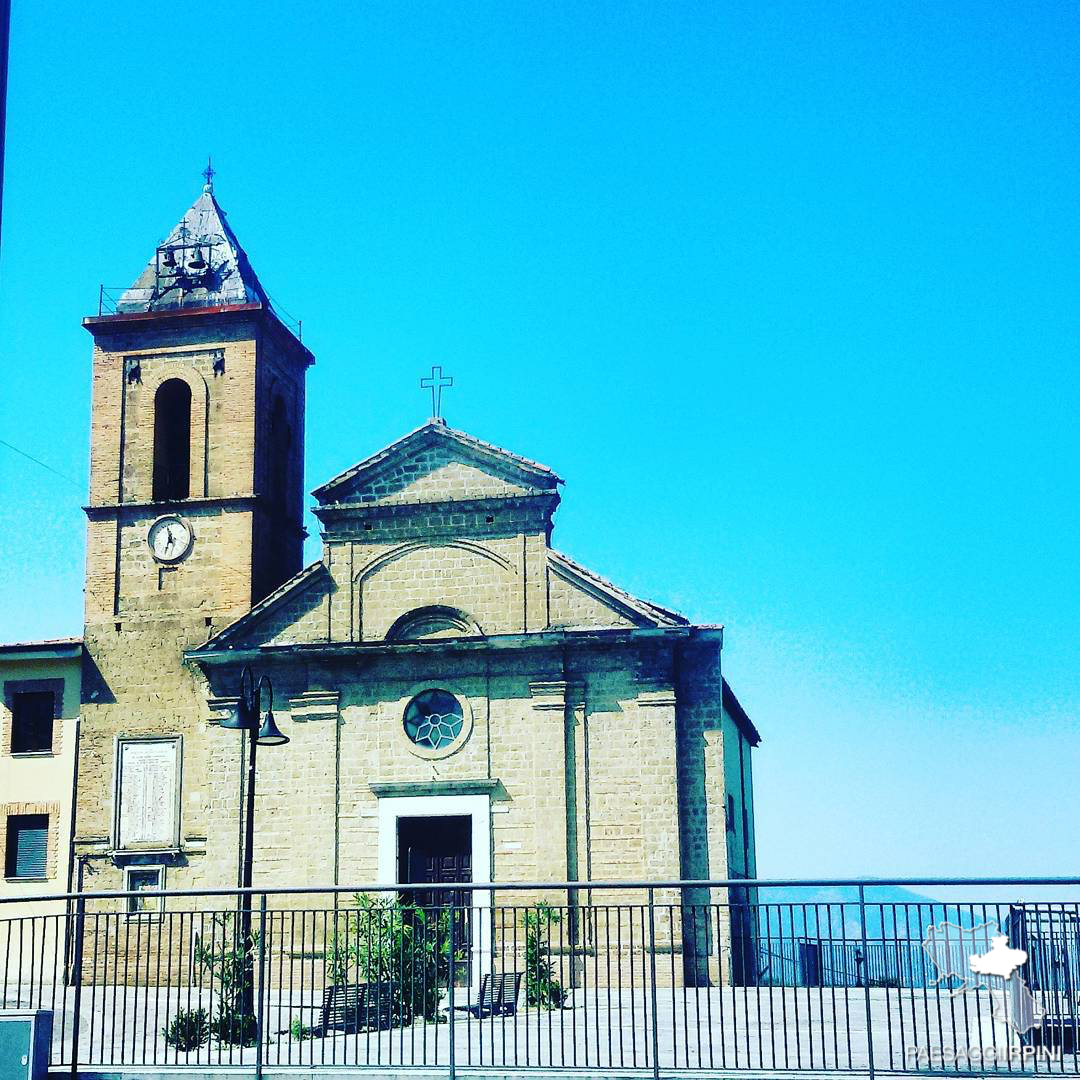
top-left (151, 520), bottom-right (190, 561)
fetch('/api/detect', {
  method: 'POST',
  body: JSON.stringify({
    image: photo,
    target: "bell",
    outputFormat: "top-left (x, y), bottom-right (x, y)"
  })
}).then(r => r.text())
top-left (162, 249), bottom-right (176, 268)
top-left (218, 698), bottom-right (254, 730)
top-left (256, 709), bottom-right (289, 747)
top-left (188, 246), bottom-right (207, 271)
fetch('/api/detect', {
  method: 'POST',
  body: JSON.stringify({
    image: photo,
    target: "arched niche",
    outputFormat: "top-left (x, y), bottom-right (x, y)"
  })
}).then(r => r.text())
top-left (386, 605), bottom-right (484, 641)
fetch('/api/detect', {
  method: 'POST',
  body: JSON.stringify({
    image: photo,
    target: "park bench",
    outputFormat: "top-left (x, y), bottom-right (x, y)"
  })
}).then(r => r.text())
top-left (1030, 1007), bottom-right (1079, 1054)
top-left (319, 981), bottom-right (394, 1034)
top-left (453, 971), bottom-right (523, 1018)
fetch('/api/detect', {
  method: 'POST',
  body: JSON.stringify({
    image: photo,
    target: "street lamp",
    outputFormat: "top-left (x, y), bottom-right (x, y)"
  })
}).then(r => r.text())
top-left (218, 665), bottom-right (288, 1027)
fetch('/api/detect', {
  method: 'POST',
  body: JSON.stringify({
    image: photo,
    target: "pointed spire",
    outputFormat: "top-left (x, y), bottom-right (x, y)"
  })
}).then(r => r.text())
top-left (117, 168), bottom-right (269, 315)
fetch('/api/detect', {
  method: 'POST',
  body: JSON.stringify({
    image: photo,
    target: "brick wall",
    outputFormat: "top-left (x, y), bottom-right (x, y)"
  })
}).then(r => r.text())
top-left (76, 310), bottom-right (309, 895)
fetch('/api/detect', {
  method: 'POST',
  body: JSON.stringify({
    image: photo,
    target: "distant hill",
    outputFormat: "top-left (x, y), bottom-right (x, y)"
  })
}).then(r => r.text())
top-left (754, 882), bottom-right (937, 907)
top-left (747, 883), bottom-right (949, 939)
top-left (735, 884), bottom-right (1027, 988)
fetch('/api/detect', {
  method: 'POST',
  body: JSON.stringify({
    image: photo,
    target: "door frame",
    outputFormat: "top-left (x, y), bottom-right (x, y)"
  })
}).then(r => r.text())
top-left (376, 793), bottom-right (491, 994)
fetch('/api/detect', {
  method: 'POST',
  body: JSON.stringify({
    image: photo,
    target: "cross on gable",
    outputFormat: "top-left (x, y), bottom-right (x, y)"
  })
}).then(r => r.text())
top-left (420, 365), bottom-right (453, 421)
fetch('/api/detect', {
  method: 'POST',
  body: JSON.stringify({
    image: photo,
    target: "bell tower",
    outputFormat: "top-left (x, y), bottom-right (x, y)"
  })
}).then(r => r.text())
top-left (74, 175), bottom-right (313, 889)
top-left (83, 174), bottom-right (313, 634)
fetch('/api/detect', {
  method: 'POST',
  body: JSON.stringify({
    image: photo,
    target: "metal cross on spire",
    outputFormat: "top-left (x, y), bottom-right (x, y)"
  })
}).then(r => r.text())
top-left (202, 157), bottom-right (215, 194)
top-left (420, 365), bottom-right (453, 421)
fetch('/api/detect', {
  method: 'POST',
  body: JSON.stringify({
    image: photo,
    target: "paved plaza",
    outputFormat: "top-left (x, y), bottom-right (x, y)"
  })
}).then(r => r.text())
top-left (6, 983), bottom-right (1067, 1075)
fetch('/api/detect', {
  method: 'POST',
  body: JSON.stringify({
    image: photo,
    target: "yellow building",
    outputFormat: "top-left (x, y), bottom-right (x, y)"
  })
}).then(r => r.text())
top-left (0, 638), bottom-right (82, 918)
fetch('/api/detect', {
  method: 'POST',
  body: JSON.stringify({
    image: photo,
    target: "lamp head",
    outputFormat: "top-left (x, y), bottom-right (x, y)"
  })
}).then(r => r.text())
top-left (218, 698), bottom-right (254, 730)
top-left (256, 709), bottom-right (289, 747)
top-left (254, 674), bottom-right (287, 746)
top-left (219, 665), bottom-right (256, 730)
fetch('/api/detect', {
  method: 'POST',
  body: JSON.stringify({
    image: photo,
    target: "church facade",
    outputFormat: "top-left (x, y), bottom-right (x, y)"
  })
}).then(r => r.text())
top-left (72, 182), bottom-right (759, 954)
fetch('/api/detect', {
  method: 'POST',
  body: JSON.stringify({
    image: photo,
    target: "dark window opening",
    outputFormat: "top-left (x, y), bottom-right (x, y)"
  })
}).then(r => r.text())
top-left (267, 394), bottom-right (291, 516)
top-left (152, 379), bottom-right (192, 501)
top-left (726, 793), bottom-right (737, 833)
top-left (5, 814), bottom-right (49, 879)
top-left (11, 690), bottom-right (54, 753)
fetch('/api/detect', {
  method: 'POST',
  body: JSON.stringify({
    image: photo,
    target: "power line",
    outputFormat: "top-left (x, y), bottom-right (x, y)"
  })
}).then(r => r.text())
top-left (0, 437), bottom-right (81, 488)
top-left (1, 434), bottom-right (296, 615)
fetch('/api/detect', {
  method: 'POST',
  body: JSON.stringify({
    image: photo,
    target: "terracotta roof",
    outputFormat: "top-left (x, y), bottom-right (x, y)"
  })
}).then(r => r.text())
top-left (0, 637), bottom-right (83, 653)
top-left (548, 550), bottom-right (689, 627)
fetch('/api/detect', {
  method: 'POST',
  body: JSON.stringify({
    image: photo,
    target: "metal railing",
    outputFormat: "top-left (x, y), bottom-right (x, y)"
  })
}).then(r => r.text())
top-left (2, 877), bottom-right (1079, 1077)
top-left (95, 284), bottom-right (303, 340)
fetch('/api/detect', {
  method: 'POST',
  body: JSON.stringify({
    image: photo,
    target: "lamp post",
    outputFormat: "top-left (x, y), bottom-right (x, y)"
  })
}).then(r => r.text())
top-left (218, 665), bottom-right (288, 1027)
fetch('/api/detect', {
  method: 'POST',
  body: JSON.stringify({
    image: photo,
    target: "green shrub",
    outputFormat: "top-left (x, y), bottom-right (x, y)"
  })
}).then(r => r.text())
top-left (289, 1016), bottom-right (313, 1041)
top-left (326, 894), bottom-right (465, 1024)
top-left (162, 1007), bottom-right (208, 1051)
top-left (210, 1010), bottom-right (258, 1047)
top-left (525, 902), bottom-right (567, 1008)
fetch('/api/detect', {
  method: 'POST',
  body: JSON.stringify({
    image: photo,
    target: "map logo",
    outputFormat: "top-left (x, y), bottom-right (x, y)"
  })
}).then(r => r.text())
top-left (922, 921), bottom-right (1044, 1035)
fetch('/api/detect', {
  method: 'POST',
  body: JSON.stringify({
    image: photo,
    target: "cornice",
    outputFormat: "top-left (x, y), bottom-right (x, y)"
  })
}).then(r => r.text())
top-left (314, 491), bottom-right (559, 522)
top-left (84, 494), bottom-right (259, 518)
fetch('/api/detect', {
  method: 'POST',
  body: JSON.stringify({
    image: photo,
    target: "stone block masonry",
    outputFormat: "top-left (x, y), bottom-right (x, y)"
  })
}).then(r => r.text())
top-left (67, 192), bottom-right (759, 995)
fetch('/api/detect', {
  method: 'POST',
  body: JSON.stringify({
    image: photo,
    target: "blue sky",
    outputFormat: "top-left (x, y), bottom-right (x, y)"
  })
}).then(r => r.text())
top-left (1, 2), bottom-right (1077, 880)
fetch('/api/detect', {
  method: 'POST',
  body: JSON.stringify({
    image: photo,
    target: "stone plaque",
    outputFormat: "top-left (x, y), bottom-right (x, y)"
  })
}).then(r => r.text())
top-left (116, 738), bottom-right (180, 849)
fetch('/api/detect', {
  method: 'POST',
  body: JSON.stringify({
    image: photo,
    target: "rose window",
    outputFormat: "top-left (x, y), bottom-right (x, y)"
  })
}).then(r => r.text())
top-left (403, 689), bottom-right (464, 750)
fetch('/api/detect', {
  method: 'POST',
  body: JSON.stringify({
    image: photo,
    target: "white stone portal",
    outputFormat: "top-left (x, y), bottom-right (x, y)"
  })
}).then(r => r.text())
top-left (376, 792), bottom-right (492, 993)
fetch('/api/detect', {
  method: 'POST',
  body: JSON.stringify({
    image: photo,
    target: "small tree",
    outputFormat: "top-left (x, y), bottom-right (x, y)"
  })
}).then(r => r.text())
top-left (193, 912), bottom-right (261, 1046)
top-left (524, 902), bottom-right (566, 1008)
top-left (326, 894), bottom-right (461, 1024)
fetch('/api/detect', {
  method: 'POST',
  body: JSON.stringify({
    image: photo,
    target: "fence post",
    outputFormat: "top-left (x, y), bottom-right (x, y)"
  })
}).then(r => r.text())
top-left (255, 892), bottom-right (268, 1080)
top-left (647, 887), bottom-right (660, 1080)
top-left (858, 884), bottom-right (876, 1080)
top-left (68, 881), bottom-right (86, 1080)
top-left (448, 903), bottom-right (456, 1080)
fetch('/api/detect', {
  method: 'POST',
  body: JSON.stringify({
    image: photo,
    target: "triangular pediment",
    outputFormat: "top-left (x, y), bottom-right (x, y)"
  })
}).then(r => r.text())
top-left (313, 422), bottom-right (561, 507)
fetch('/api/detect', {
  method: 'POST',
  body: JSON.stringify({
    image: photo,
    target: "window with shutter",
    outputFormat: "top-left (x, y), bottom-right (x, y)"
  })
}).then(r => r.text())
top-left (5, 814), bottom-right (49, 878)
top-left (11, 690), bottom-right (55, 753)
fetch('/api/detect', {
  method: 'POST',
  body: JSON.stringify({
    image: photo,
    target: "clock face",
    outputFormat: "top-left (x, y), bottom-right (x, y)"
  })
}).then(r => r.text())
top-left (147, 516), bottom-right (194, 564)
